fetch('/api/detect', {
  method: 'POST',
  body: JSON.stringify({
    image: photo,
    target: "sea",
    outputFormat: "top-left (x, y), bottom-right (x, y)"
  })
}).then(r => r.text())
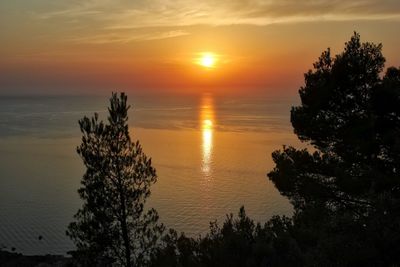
top-left (0, 93), bottom-right (303, 255)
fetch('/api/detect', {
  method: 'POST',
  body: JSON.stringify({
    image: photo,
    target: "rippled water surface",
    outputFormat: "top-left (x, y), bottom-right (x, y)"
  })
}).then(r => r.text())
top-left (0, 93), bottom-right (302, 255)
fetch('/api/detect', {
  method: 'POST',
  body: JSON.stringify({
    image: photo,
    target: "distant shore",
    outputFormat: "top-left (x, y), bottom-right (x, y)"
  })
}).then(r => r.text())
top-left (0, 250), bottom-right (72, 267)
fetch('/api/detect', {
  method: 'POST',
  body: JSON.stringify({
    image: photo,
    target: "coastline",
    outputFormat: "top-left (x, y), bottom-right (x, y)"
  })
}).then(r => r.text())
top-left (0, 250), bottom-right (72, 267)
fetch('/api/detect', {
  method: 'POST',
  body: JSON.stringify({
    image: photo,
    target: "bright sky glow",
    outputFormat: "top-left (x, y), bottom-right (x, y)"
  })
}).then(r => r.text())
top-left (1, 1), bottom-right (400, 94)
top-left (199, 53), bottom-right (216, 68)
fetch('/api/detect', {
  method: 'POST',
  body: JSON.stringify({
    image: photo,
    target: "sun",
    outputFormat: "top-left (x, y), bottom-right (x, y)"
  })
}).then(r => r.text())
top-left (198, 53), bottom-right (216, 68)
top-left (203, 119), bottom-right (213, 129)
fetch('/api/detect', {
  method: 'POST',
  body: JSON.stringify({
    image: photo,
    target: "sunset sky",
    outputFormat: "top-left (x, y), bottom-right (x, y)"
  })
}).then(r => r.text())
top-left (1, 0), bottom-right (400, 95)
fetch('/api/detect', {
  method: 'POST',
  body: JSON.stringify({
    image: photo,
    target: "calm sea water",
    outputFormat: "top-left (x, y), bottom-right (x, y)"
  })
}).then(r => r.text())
top-left (0, 93), bottom-right (302, 255)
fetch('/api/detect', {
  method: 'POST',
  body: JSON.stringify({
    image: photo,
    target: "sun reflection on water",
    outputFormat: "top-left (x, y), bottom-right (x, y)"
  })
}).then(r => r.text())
top-left (200, 95), bottom-right (214, 175)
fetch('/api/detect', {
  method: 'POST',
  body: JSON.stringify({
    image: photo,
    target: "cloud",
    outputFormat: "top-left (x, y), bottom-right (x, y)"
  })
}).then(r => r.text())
top-left (36, 0), bottom-right (400, 24)
top-left (32, 1), bottom-right (105, 19)
top-left (30, 0), bottom-right (400, 43)
top-left (68, 30), bottom-right (189, 44)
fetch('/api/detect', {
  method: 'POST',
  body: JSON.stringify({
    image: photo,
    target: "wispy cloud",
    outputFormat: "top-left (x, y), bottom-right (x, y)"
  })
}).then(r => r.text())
top-left (32, 1), bottom-right (105, 19)
top-left (30, 0), bottom-right (400, 43)
top-left (69, 30), bottom-right (189, 44)
top-left (36, 0), bottom-right (400, 24)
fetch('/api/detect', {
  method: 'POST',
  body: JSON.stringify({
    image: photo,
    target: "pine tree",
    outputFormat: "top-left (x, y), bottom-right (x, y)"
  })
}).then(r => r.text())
top-left (268, 32), bottom-right (400, 265)
top-left (67, 93), bottom-right (164, 267)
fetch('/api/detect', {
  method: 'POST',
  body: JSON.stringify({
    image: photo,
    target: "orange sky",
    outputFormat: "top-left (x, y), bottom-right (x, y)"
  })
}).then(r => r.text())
top-left (1, 1), bottom-right (400, 96)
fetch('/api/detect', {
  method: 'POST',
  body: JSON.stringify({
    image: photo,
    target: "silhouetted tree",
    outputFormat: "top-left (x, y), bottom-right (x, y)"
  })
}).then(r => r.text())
top-left (150, 207), bottom-right (302, 267)
top-left (67, 93), bottom-right (164, 267)
top-left (149, 33), bottom-right (400, 266)
top-left (268, 32), bottom-right (400, 265)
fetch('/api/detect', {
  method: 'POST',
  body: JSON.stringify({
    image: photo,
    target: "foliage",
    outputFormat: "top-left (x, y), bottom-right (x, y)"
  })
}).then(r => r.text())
top-left (150, 207), bottom-right (302, 267)
top-left (268, 32), bottom-right (400, 266)
top-left (151, 32), bottom-right (400, 267)
top-left (67, 93), bottom-right (164, 267)
top-left (66, 33), bottom-right (400, 266)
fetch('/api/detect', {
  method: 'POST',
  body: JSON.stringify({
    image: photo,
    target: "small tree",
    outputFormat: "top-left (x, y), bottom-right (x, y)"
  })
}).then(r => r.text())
top-left (67, 93), bottom-right (164, 267)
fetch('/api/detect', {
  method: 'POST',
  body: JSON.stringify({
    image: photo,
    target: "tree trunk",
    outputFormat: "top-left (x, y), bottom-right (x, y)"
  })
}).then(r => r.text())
top-left (117, 175), bottom-right (132, 267)
top-left (120, 197), bottom-right (132, 267)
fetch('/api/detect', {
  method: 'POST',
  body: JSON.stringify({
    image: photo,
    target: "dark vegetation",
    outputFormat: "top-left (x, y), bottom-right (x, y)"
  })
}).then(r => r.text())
top-left (70, 33), bottom-right (400, 266)
top-left (150, 32), bottom-right (400, 267)
top-left (66, 93), bottom-right (164, 267)
top-left (3, 33), bottom-right (398, 266)
top-left (0, 250), bottom-right (72, 267)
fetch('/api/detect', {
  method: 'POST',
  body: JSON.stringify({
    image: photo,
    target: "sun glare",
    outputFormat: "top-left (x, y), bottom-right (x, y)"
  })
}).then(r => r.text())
top-left (198, 53), bottom-right (216, 68)
top-left (203, 119), bottom-right (213, 129)
top-left (201, 95), bottom-right (214, 174)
